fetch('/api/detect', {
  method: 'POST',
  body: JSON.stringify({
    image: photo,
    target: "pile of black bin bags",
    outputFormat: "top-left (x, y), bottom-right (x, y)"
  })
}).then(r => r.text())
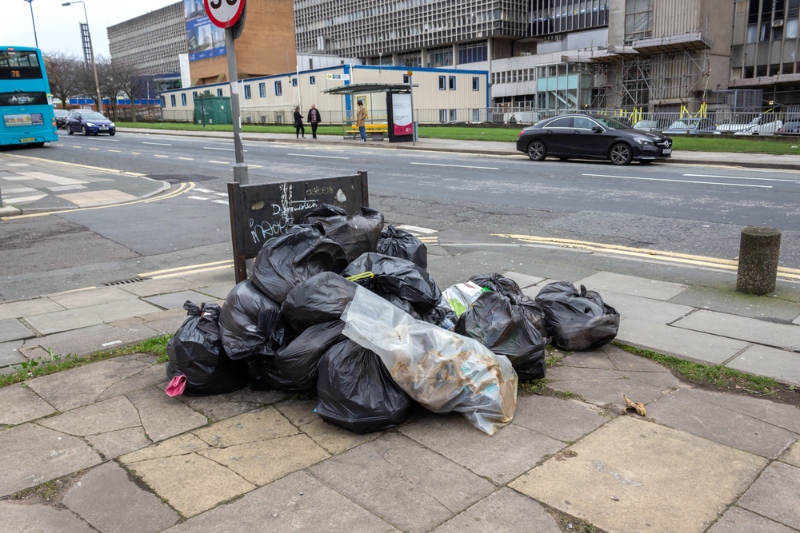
top-left (165, 204), bottom-right (620, 434)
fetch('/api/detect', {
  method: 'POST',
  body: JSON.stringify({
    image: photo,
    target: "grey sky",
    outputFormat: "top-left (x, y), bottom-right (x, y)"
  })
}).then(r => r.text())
top-left (5, 0), bottom-right (180, 58)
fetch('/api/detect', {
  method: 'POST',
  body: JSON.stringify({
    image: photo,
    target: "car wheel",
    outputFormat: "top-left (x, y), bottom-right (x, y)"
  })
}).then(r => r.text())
top-left (109, 131), bottom-right (116, 136)
top-left (83, 126), bottom-right (90, 136)
top-left (527, 140), bottom-right (546, 161)
top-left (68, 127), bottom-right (74, 135)
top-left (609, 143), bottom-right (632, 165)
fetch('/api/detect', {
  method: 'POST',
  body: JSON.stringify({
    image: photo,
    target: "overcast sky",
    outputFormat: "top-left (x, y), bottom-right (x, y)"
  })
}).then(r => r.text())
top-left (4, 0), bottom-right (180, 58)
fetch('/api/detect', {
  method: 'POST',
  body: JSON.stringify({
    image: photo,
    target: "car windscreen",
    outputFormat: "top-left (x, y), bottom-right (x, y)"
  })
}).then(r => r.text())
top-left (0, 50), bottom-right (42, 80)
top-left (82, 112), bottom-right (108, 120)
top-left (594, 117), bottom-right (629, 129)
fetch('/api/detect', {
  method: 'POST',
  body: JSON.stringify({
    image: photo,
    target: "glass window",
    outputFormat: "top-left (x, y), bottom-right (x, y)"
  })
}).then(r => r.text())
top-left (244, 85), bottom-right (251, 99)
top-left (217, 88), bottom-right (223, 96)
top-left (275, 81), bottom-right (283, 96)
top-left (170, 94), bottom-right (176, 107)
top-left (624, 0), bottom-right (653, 42)
top-left (309, 76), bottom-right (316, 85)
top-left (472, 108), bottom-right (480, 122)
top-left (259, 83), bottom-right (266, 97)
top-left (181, 93), bottom-right (186, 106)
top-left (574, 116), bottom-right (598, 129)
top-left (449, 109), bottom-right (457, 121)
top-left (439, 109), bottom-right (447, 123)
top-left (439, 75), bottom-right (446, 90)
top-left (472, 76), bottom-right (479, 91)
top-left (160, 96), bottom-right (166, 107)
top-left (292, 78), bottom-right (298, 87)
top-left (595, 116), bottom-right (630, 129)
top-left (192, 91), bottom-right (198, 99)
top-left (448, 76), bottom-right (456, 90)
top-left (545, 117), bottom-right (573, 128)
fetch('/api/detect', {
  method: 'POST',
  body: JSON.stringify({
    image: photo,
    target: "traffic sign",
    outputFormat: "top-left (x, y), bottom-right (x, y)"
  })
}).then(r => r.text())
top-left (204, 0), bottom-right (246, 29)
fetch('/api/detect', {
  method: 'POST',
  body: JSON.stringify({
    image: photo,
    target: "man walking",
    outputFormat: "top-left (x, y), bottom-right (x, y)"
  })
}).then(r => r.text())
top-left (307, 104), bottom-right (322, 139)
top-left (357, 100), bottom-right (367, 142)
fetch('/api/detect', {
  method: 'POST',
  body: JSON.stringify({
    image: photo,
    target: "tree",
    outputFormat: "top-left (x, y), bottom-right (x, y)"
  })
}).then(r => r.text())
top-left (44, 51), bottom-right (83, 109)
top-left (113, 61), bottom-right (147, 123)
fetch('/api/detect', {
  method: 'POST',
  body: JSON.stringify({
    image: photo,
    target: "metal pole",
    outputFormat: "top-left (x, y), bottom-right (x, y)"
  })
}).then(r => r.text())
top-left (225, 27), bottom-right (248, 184)
top-left (409, 73), bottom-right (416, 145)
top-left (25, 0), bottom-right (39, 48)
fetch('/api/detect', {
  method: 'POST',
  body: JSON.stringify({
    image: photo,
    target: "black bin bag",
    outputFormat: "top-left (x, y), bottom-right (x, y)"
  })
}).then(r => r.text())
top-left (166, 302), bottom-right (249, 396)
top-left (275, 320), bottom-right (345, 390)
top-left (535, 281), bottom-right (620, 351)
top-left (281, 272), bottom-right (357, 330)
top-left (341, 253), bottom-right (442, 311)
top-left (316, 340), bottom-right (413, 434)
top-left (469, 273), bottom-right (526, 301)
top-left (455, 292), bottom-right (548, 380)
top-left (377, 225), bottom-right (427, 270)
top-left (251, 225), bottom-right (348, 303)
top-left (219, 280), bottom-right (282, 361)
top-left (302, 204), bottom-right (384, 262)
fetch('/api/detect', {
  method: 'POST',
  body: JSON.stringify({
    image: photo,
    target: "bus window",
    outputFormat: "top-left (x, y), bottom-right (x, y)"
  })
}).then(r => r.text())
top-left (0, 50), bottom-right (42, 80)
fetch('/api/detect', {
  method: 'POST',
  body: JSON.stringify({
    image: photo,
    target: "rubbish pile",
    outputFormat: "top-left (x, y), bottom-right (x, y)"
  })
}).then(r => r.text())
top-left (166, 207), bottom-right (620, 435)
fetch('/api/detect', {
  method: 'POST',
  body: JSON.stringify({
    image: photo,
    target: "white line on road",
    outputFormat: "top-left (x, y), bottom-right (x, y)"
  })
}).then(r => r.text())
top-left (287, 153), bottom-right (350, 159)
top-left (581, 173), bottom-right (772, 189)
top-left (154, 155), bottom-right (169, 158)
top-left (142, 142), bottom-right (172, 146)
top-left (410, 162), bottom-right (500, 170)
top-left (107, 149), bottom-right (121, 153)
top-left (682, 173), bottom-right (800, 183)
top-left (208, 160), bottom-right (229, 164)
top-left (188, 196), bottom-right (210, 201)
top-left (131, 152), bottom-right (141, 155)
top-left (203, 146), bottom-right (246, 152)
top-left (178, 157), bottom-right (194, 161)
top-left (97, 139), bottom-right (119, 142)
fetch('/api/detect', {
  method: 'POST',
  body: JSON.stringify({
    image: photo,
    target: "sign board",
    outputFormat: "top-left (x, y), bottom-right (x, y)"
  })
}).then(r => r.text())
top-left (184, 0), bottom-right (226, 62)
top-left (391, 93), bottom-right (412, 136)
top-left (326, 73), bottom-right (350, 81)
top-left (227, 172), bottom-right (369, 283)
top-left (203, 0), bottom-right (246, 29)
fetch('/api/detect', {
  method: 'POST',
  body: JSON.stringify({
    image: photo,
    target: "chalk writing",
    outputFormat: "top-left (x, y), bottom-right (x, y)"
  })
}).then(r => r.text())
top-left (306, 185), bottom-right (335, 196)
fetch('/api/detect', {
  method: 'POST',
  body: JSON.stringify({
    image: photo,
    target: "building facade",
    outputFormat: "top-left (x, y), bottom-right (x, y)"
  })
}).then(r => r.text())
top-left (107, 2), bottom-right (187, 76)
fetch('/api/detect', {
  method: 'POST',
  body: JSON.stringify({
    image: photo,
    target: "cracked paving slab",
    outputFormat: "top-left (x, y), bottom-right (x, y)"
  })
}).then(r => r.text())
top-left (0, 383), bottom-right (56, 426)
top-left (38, 395), bottom-right (141, 437)
top-left (126, 387), bottom-right (208, 442)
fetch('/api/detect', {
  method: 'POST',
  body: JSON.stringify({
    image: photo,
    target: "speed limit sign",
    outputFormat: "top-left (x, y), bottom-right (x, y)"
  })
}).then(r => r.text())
top-left (204, 0), bottom-right (246, 29)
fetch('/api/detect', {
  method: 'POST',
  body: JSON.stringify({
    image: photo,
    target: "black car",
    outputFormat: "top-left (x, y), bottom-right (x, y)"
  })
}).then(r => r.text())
top-left (54, 108), bottom-right (69, 129)
top-left (516, 114), bottom-right (672, 165)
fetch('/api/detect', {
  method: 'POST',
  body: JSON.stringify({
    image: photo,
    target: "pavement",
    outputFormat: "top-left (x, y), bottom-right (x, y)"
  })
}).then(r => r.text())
top-left (118, 126), bottom-right (800, 171)
top-left (1, 235), bottom-right (800, 532)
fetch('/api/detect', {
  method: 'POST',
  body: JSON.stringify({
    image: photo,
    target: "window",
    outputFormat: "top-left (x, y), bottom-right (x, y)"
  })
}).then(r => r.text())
top-left (274, 81), bottom-right (282, 96)
top-left (448, 76), bottom-right (456, 90)
top-left (244, 85), bottom-right (251, 99)
top-left (459, 41), bottom-right (487, 64)
top-left (472, 77), bottom-right (479, 91)
top-left (160, 96), bottom-right (166, 107)
top-left (438, 75), bottom-right (446, 90)
top-left (181, 94), bottom-right (186, 106)
top-left (472, 109), bottom-right (480, 122)
top-left (192, 91), bottom-right (198, 99)
top-left (170, 94), bottom-right (176, 107)
top-left (439, 109), bottom-right (447, 123)
top-left (259, 82), bottom-right (266, 97)
top-left (449, 109), bottom-right (457, 122)
top-left (217, 88), bottom-right (223, 96)
top-left (309, 76), bottom-right (316, 85)
top-left (403, 74), bottom-right (410, 84)
top-left (309, 58), bottom-right (313, 69)
top-left (292, 78), bottom-right (298, 87)
top-left (624, 0), bottom-right (653, 43)
top-left (428, 46), bottom-right (452, 68)
top-left (574, 116), bottom-right (597, 130)
top-left (545, 117), bottom-right (573, 128)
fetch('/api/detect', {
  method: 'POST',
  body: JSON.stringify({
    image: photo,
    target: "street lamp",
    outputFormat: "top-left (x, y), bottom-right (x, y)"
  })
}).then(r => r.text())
top-left (23, 0), bottom-right (38, 48)
top-left (62, 1), bottom-right (102, 115)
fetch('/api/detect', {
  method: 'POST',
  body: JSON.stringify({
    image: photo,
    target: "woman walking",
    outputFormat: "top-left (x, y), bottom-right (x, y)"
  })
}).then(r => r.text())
top-left (293, 106), bottom-right (305, 138)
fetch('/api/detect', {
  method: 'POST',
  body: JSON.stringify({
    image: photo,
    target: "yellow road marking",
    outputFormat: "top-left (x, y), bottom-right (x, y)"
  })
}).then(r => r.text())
top-left (139, 259), bottom-right (233, 277)
top-left (142, 182), bottom-right (195, 203)
top-left (150, 264), bottom-right (233, 280)
top-left (492, 233), bottom-right (800, 280)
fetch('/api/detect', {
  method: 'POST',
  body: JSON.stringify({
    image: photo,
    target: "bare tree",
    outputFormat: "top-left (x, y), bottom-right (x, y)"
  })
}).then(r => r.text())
top-left (44, 51), bottom-right (83, 109)
top-left (113, 61), bottom-right (147, 123)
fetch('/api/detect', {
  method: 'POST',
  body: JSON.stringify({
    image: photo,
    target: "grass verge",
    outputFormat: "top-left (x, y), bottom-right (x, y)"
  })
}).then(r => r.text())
top-left (0, 334), bottom-right (171, 389)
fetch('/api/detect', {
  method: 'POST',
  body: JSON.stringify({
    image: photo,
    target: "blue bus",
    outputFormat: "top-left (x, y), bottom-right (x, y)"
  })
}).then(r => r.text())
top-left (0, 46), bottom-right (58, 147)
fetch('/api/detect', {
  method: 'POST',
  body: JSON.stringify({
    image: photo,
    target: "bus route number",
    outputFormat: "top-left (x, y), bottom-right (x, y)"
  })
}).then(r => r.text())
top-left (11, 70), bottom-right (20, 78)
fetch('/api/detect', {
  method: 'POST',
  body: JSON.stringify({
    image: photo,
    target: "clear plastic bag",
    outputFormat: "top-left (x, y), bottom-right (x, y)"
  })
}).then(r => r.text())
top-left (342, 287), bottom-right (518, 435)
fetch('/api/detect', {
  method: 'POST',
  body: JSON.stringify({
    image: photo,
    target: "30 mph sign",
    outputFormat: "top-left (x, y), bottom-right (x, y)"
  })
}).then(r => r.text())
top-left (204, 0), bottom-right (246, 29)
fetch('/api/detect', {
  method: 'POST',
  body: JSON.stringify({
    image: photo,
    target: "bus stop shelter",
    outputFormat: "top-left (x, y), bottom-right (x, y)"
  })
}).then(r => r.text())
top-left (324, 83), bottom-right (415, 143)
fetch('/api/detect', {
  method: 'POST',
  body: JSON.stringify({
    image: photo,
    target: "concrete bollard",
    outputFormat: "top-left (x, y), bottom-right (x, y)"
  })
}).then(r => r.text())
top-left (736, 226), bottom-right (781, 295)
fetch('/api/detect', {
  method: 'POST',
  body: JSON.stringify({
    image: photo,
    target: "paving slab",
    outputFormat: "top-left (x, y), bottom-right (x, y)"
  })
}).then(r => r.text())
top-left (26, 323), bottom-right (161, 359)
top-left (27, 357), bottom-right (152, 411)
top-left (63, 462), bottom-right (179, 533)
top-left (195, 283), bottom-right (235, 299)
top-left (602, 344), bottom-right (672, 373)
top-left (0, 383), bottom-right (56, 426)
top-left (559, 349), bottom-right (618, 370)
top-left (127, 387), bottom-right (208, 442)
top-left (545, 366), bottom-right (623, 382)
top-left (274, 399), bottom-right (320, 426)
top-left (726, 344), bottom-right (800, 386)
top-left (0, 340), bottom-right (25, 367)
top-left (120, 433), bottom-right (210, 465)
top-left (97, 363), bottom-right (167, 401)
top-left (23, 308), bottom-right (104, 336)
top-left (510, 417), bottom-right (767, 533)
top-left (574, 271), bottom-right (689, 301)
top-left (617, 318), bottom-right (749, 365)
top-left (143, 290), bottom-right (218, 310)
top-left (646, 389), bottom-right (798, 458)
top-left (199, 433), bottom-right (329, 486)
top-left (708, 506), bottom-right (798, 533)
top-left (0, 501), bottom-right (94, 533)
top-left (310, 433), bottom-right (495, 533)
top-left (85, 427), bottom-right (151, 459)
top-left (671, 285), bottom-right (800, 322)
top-left (401, 413), bottom-right (564, 484)
top-left (298, 417), bottom-right (382, 455)
top-left (590, 289), bottom-right (694, 323)
top-left (89, 299), bottom-right (163, 323)
top-left (38, 396), bottom-right (141, 437)
top-left (193, 408), bottom-right (297, 448)
top-left (432, 487), bottom-right (562, 533)
top-left (780, 440), bottom-right (800, 467)
top-left (680, 388), bottom-right (800, 434)
top-left (0, 318), bottom-right (35, 342)
top-left (177, 269), bottom-right (235, 287)
top-left (673, 309), bottom-right (800, 351)
top-left (501, 271), bottom-right (545, 288)
top-left (164, 471), bottom-right (398, 533)
top-left (616, 369), bottom-right (683, 389)
top-left (0, 423), bottom-right (101, 497)
top-left (140, 315), bottom-right (186, 335)
top-left (738, 461), bottom-right (800, 530)
top-left (548, 377), bottom-right (668, 408)
top-left (0, 298), bottom-right (64, 320)
top-left (119, 278), bottom-right (196, 298)
top-left (512, 395), bottom-right (609, 443)
top-left (177, 388), bottom-right (286, 422)
top-left (48, 286), bottom-right (138, 310)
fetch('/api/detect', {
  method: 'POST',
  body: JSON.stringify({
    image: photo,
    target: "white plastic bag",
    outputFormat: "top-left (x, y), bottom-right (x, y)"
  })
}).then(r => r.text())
top-left (442, 281), bottom-right (486, 317)
top-left (341, 286), bottom-right (518, 435)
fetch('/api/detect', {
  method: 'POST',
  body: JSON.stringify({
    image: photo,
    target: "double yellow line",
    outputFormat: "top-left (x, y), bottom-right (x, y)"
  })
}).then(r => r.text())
top-left (492, 234), bottom-right (800, 281)
top-left (139, 258), bottom-right (233, 280)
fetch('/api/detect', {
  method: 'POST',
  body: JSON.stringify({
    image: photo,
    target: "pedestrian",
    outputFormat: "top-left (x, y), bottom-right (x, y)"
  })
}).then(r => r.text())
top-left (307, 104), bottom-right (322, 139)
top-left (293, 106), bottom-right (305, 138)
top-left (357, 100), bottom-right (367, 142)
top-left (508, 114), bottom-right (517, 124)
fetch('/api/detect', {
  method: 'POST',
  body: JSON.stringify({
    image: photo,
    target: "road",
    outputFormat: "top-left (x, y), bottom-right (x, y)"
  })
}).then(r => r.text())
top-left (2, 130), bottom-right (800, 300)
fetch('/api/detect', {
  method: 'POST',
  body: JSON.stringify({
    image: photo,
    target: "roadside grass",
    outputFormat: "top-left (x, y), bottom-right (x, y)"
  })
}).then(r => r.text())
top-left (117, 121), bottom-right (800, 153)
top-left (0, 335), bottom-right (171, 389)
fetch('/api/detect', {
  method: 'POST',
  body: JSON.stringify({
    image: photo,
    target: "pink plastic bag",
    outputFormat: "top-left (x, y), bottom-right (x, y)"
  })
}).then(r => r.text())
top-left (165, 375), bottom-right (186, 397)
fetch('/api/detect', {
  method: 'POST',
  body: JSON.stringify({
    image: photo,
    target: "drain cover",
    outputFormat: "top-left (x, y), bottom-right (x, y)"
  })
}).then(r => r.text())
top-left (102, 276), bottom-right (150, 286)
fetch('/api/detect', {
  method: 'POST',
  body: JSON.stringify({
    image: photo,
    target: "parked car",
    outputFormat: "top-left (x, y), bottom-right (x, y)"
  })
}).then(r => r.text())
top-left (717, 114), bottom-right (781, 134)
top-left (54, 109), bottom-right (69, 129)
top-left (733, 119), bottom-right (783, 135)
top-left (777, 120), bottom-right (800, 135)
top-left (516, 114), bottom-right (672, 165)
top-left (66, 110), bottom-right (116, 136)
top-left (633, 120), bottom-right (660, 133)
top-left (662, 118), bottom-right (716, 135)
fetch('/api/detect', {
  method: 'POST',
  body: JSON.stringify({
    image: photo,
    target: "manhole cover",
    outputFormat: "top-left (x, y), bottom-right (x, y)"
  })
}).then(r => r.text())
top-left (102, 276), bottom-right (151, 286)
top-left (147, 175), bottom-right (218, 183)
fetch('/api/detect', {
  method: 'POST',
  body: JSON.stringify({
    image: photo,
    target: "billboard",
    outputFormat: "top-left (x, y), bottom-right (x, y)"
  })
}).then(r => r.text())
top-left (184, 0), bottom-right (226, 62)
